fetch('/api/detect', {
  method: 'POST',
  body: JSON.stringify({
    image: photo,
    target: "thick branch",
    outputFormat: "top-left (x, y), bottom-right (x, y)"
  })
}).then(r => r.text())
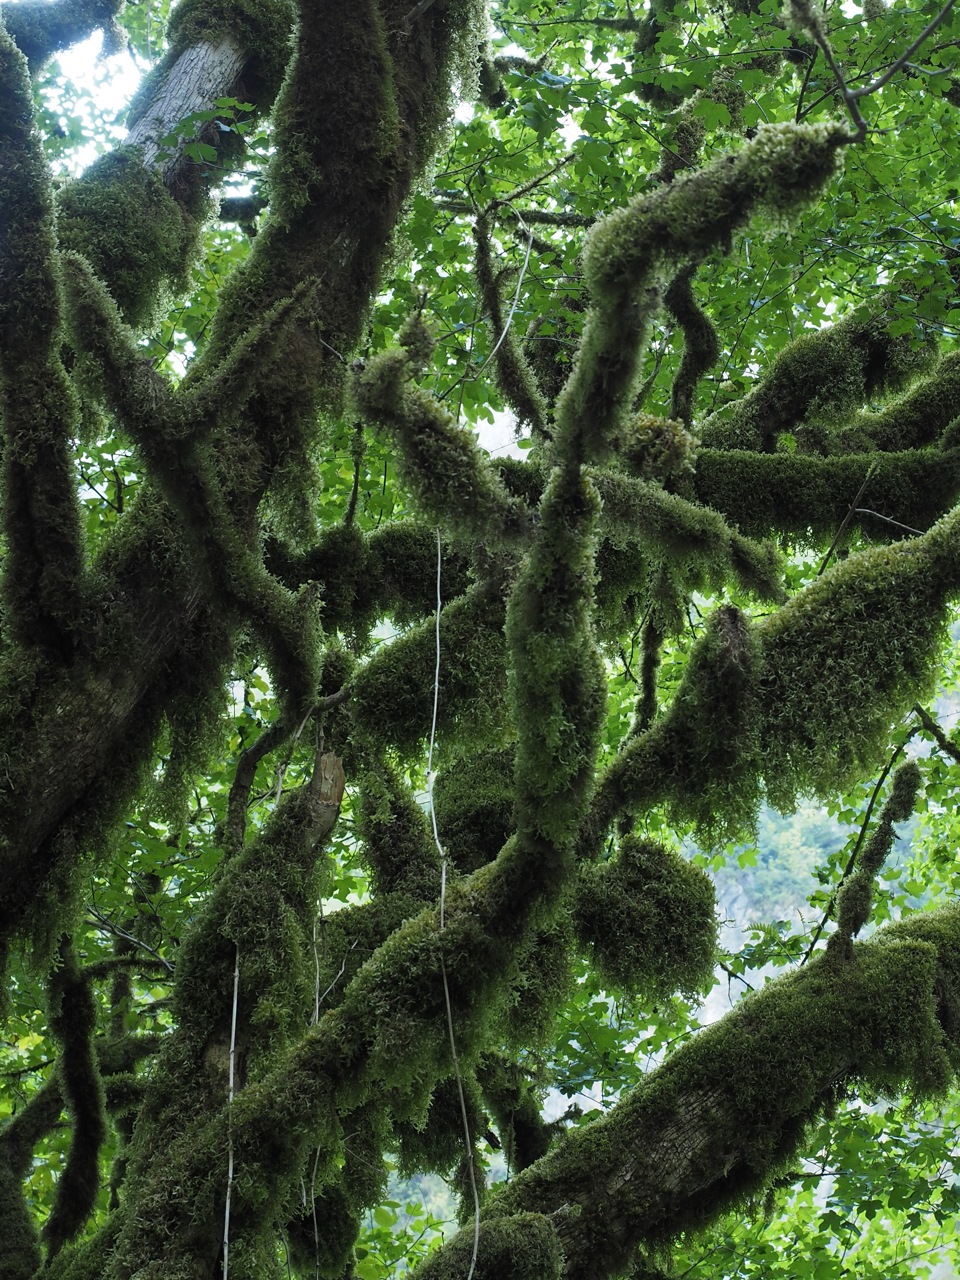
top-left (423, 909), bottom-right (960, 1280)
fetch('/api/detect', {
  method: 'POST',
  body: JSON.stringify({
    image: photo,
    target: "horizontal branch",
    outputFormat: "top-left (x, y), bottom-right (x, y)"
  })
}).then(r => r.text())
top-left (422, 908), bottom-right (960, 1280)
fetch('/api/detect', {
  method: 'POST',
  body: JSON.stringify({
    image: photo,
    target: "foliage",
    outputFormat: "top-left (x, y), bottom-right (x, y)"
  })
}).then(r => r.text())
top-left (4, 1), bottom-right (960, 1279)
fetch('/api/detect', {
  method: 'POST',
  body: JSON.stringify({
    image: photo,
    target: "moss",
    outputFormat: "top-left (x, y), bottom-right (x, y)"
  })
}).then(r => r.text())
top-left (507, 467), bottom-right (606, 856)
top-left (553, 123), bottom-right (843, 466)
top-left (356, 761), bottom-right (440, 899)
top-left (0, 1163), bottom-right (41, 1280)
top-left (479, 1058), bottom-right (554, 1172)
top-left (353, 347), bottom-right (532, 546)
top-left (350, 583), bottom-right (508, 754)
top-left (692, 446), bottom-right (960, 543)
top-left (434, 748), bottom-right (515, 873)
top-left (665, 267), bottom-right (720, 426)
top-left (265, 521), bottom-right (471, 635)
top-left (574, 838), bottom-right (717, 998)
top-left (285, 1183), bottom-right (359, 1277)
top-left (502, 915), bottom-right (575, 1049)
top-left (43, 940), bottom-right (108, 1258)
top-left (830, 349), bottom-right (960, 453)
top-left (0, 30), bottom-right (85, 653)
top-left (413, 1212), bottom-right (562, 1280)
top-left (700, 304), bottom-right (936, 452)
top-left (396, 1071), bottom-right (486, 1178)
top-left (56, 149), bottom-right (202, 328)
top-left (135, 0), bottom-right (295, 115)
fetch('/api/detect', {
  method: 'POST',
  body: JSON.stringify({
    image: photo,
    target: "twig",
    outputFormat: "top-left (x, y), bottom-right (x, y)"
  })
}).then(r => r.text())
top-left (817, 461), bottom-right (877, 576)
top-left (914, 703), bottom-right (960, 765)
top-left (800, 727), bottom-right (917, 964)
top-left (853, 508), bottom-right (924, 536)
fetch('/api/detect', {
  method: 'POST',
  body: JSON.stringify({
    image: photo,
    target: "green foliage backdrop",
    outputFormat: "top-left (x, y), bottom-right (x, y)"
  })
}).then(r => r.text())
top-left (4, 0), bottom-right (960, 1278)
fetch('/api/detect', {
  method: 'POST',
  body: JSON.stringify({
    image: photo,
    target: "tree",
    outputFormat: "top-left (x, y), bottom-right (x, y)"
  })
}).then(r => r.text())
top-left (4, 0), bottom-right (960, 1276)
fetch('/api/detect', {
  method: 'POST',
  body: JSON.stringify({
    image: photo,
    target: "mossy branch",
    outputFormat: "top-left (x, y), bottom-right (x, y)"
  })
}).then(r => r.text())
top-left (593, 470), bottom-right (785, 604)
top-left (699, 303), bottom-right (936, 453)
top-left (587, 504), bottom-right (960, 845)
top-left (0, 27), bottom-right (85, 653)
top-left (664, 267), bottom-right (719, 426)
top-left (693, 446), bottom-right (960, 542)
top-left (828, 760), bottom-right (922, 960)
top-left (431, 908), bottom-right (960, 1280)
top-left (473, 213), bottom-right (549, 434)
top-left (552, 123), bottom-right (846, 466)
top-left (42, 938), bottom-right (108, 1259)
top-left (353, 341), bottom-right (533, 547)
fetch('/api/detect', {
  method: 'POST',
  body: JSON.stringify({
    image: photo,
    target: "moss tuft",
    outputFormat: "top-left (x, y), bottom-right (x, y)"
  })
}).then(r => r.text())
top-left (574, 838), bottom-right (717, 998)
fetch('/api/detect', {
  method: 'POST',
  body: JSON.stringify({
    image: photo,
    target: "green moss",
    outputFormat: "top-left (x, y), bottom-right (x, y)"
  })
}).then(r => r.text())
top-left (833, 349), bottom-right (960, 453)
top-left (692, 446), bottom-right (960, 543)
top-left (663, 267), bottom-right (719, 426)
top-left (284, 1182), bottom-right (359, 1278)
top-left (0, 1164), bottom-right (41, 1280)
top-left (350, 583), bottom-right (508, 754)
top-left (574, 838), bottom-right (717, 998)
top-left (4, 0), bottom-right (123, 71)
top-left (396, 1071), bottom-right (486, 1178)
top-left (353, 347), bottom-right (532, 546)
top-left (594, 469), bottom-right (785, 605)
top-left (413, 1212), bottom-right (562, 1280)
top-left (434, 749), bottom-right (515, 873)
top-left (43, 940), bottom-right (108, 1258)
top-left (830, 761), bottom-right (922, 957)
top-left (701, 304), bottom-right (935, 452)
top-left (356, 761), bottom-right (440, 899)
top-left (56, 150), bottom-right (201, 328)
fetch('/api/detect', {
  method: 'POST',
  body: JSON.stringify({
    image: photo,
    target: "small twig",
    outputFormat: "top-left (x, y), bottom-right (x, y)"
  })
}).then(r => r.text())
top-left (850, 0), bottom-right (958, 100)
top-left (800, 727), bottom-right (917, 964)
top-left (86, 909), bottom-right (174, 973)
top-left (914, 703), bottom-right (960, 765)
top-left (817, 462), bottom-right (877, 577)
top-left (404, 0), bottom-right (438, 27)
top-left (852, 508), bottom-right (924, 536)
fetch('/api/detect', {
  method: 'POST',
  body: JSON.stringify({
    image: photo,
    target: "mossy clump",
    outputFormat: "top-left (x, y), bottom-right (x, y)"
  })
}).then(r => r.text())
top-left (56, 150), bottom-right (201, 328)
top-left (284, 1182), bottom-right (358, 1279)
top-left (433, 748), bottom-right (515, 873)
top-left (614, 413), bottom-right (698, 482)
top-left (574, 838), bottom-right (716, 998)
top-left (413, 1212), bottom-right (562, 1280)
top-left (756, 512), bottom-right (960, 807)
top-left (350, 584), bottom-right (508, 755)
top-left (700, 304), bottom-right (935, 452)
